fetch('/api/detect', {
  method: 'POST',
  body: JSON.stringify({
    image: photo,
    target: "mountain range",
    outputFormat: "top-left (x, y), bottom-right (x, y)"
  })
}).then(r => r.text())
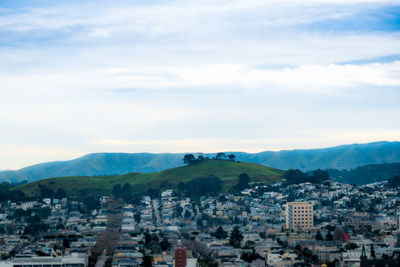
top-left (1, 141), bottom-right (400, 183)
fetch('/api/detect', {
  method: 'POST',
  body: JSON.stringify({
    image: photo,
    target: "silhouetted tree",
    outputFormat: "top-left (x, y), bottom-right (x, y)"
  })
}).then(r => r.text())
top-left (216, 152), bottom-right (226, 160)
top-left (38, 184), bottom-right (55, 198)
top-left (228, 154), bottom-right (236, 161)
top-left (184, 210), bottom-right (192, 218)
top-left (112, 184), bottom-right (122, 198)
top-left (232, 173), bottom-right (251, 192)
top-left (144, 231), bottom-right (152, 246)
top-left (326, 230), bottom-right (333, 241)
top-left (141, 255), bottom-right (153, 267)
top-left (284, 169), bottom-right (308, 184)
top-left (178, 182), bottom-right (185, 193)
top-left (147, 188), bottom-right (159, 199)
top-left (183, 175), bottom-right (222, 198)
top-left (310, 169), bottom-right (330, 183)
top-left (238, 173), bottom-right (250, 188)
top-left (63, 238), bottom-right (70, 248)
top-left (241, 251), bottom-right (260, 263)
top-left (160, 238), bottom-right (171, 251)
top-left (134, 212), bottom-right (141, 223)
top-left (345, 242), bottom-right (358, 250)
top-left (183, 154), bottom-right (196, 165)
top-left (55, 188), bottom-right (67, 198)
top-left (214, 225), bottom-right (228, 239)
top-left (316, 230), bottom-right (323, 241)
top-left (388, 175), bottom-right (400, 187)
top-left (230, 226), bottom-right (243, 248)
top-left (370, 244), bottom-right (376, 259)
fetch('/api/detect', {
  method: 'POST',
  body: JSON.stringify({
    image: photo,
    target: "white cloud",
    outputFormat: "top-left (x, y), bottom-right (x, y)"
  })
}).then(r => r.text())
top-left (0, 0), bottom-right (399, 169)
top-left (1, 62), bottom-right (399, 96)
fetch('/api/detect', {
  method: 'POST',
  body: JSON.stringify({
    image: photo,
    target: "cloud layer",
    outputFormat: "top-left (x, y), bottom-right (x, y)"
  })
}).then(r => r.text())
top-left (0, 0), bottom-right (399, 169)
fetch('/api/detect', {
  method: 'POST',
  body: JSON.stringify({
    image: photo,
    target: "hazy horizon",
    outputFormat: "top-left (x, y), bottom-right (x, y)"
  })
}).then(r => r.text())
top-left (1, 0), bottom-right (400, 169)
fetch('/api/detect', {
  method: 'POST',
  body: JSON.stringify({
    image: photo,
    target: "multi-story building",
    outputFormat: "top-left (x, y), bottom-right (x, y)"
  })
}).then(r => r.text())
top-left (285, 201), bottom-right (313, 230)
top-left (0, 253), bottom-right (87, 267)
top-left (174, 246), bottom-right (187, 267)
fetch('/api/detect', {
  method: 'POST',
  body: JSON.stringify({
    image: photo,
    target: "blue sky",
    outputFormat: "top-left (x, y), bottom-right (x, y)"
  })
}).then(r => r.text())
top-left (0, 0), bottom-right (400, 169)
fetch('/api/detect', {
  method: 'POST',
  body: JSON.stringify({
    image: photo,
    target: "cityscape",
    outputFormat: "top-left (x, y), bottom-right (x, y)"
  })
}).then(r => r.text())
top-left (1, 157), bottom-right (400, 267)
top-left (1, 0), bottom-right (400, 266)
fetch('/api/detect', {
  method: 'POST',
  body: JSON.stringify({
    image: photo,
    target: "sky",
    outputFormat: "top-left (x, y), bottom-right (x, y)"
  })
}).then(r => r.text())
top-left (0, 0), bottom-right (400, 170)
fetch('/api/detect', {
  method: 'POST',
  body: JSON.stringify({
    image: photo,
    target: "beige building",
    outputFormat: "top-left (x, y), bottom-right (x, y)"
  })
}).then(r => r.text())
top-left (286, 201), bottom-right (313, 230)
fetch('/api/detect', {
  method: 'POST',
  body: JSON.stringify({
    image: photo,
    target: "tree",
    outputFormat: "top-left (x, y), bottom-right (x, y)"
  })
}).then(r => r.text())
top-left (55, 188), bottom-right (67, 199)
top-left (178, 182), bottom-right (185, 193)
top-left (259, 232), bottom-right (266, 239)
top-left (12, 190), bottom-right (26, 202)
top-left (388, 175), bottom-right (400, 187)
top-left (38, 184), bottom-right (55, 198)
top-left (112, 184), bottom-right (122, 198)
top-left (238, 173), bottom-right (250, 188)
top-left (345, 242), bottom-right (358, 250)
top-left (283, 169), bottom-right (308, 184)
top-left (160, 238), bottom-right (171, 251)
top-left (370, 244), bottom-right (376, 259)
top-left (184, 175), bottom-right (222, 198)
top-left (141, 255), bottom-right (153, 267)
top-left (243, 240), bottom-right (255, 249)
top-left (122, 183), bottom-right (132, 193)
top-left (326, 230), bottom-right (333, 241)
top-left (184, 210), bottom-right (192, 218)
top-left (232, 173), bottom-right (251, 192)
top-left (227, 154), bottom-right (236, 161)
top-left (214, 225), bottom-right (228, 240)
top-left (175, 205), bottom-right (183, 217)
top-left (315, 230), bottom-right (323, 241)
top-left (241, 251), bottom-right (259, 263)
top-left (144, 231), bottom-right (152, 246)
top-left (81, 196), bottom-right (100, 213)
top-left (183, 154), bottom-right (196, 165)
top-left (134, 212), bottom-right (141, 223)
top-left (147, 188), bottom-right (159, 199)
top-left (310, 169), bottom-right (330, 183)
top-left (63, 238), bottom-right (70, 248)
top-left (215, 152), bottom-right (226, 160)
top-left (229, 226), bottom-right (243, 248)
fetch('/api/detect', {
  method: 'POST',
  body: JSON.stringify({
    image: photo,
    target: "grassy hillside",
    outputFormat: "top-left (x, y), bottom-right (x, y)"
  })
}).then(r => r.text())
top-left (3, 141), bottom-right (400, 183)
top-left (16, 160), bottom-right (284, 197)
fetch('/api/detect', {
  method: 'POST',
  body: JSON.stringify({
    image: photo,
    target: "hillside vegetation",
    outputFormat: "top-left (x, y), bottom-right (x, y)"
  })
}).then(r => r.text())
top-left (16, 160), bottom-right (283, 198)
top-left (2, 141), bottom-right (400, 183)
top-left (328, 162), bottom-right (400, 185)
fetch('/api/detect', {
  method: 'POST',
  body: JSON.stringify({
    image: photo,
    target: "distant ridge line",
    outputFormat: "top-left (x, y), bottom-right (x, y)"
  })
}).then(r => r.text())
top-left (0, 141), bottom-right (399, 183)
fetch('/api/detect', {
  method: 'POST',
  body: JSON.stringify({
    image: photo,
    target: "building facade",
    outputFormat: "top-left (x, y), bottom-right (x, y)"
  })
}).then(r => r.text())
top-left (174, 247), bottom-right (187, 267)
top-left (0, 253), bottom-right (87, 267)
top-left (285, 201), bottom-right (313, 230)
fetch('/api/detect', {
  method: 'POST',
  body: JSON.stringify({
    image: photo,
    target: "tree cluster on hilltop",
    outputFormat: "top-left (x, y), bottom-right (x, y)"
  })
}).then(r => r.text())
top-left (284, 169), bottom-right (329, 184)
top-left (183, 153), bottom-right (236, 165)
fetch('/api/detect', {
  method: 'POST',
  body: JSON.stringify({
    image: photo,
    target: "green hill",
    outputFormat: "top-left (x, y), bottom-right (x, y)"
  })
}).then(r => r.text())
top-left (3, 141), bottom-right (400, 183)
top-left (16, 160), bottom-right (284, 198)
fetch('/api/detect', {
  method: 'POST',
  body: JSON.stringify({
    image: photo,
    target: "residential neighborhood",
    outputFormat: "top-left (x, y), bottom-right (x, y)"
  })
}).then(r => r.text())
top-left (1, 179), bottom-right (400, 267)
